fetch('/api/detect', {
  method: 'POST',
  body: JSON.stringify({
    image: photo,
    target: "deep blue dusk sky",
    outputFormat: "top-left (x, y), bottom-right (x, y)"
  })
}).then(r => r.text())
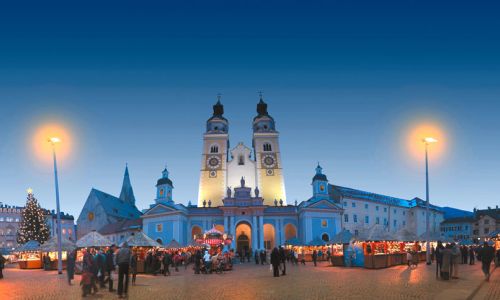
top-left (0, 1), bottom-right (499, 218)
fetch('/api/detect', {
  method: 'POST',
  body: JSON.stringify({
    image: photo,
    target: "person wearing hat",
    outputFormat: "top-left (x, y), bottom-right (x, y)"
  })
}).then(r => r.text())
top-left (116, 242), bottom-right (132, 298)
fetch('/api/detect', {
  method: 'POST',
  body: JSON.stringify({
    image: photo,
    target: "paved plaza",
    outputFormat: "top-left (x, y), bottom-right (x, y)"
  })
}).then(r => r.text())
top-left (0, 262), bottom-right (497, 300)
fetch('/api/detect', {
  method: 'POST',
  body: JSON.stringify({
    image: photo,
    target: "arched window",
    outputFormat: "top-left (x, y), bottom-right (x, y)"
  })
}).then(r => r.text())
top-left (210, 145), bottom-right (219, 153)
top-left (156, 238), bottom-right (163, 245)
top-left (322, 233), bottom-right (330, 242)
top-left (263, 143), bottom-right (272, 152)
top-left (238, 155), bottom-right (244, 165)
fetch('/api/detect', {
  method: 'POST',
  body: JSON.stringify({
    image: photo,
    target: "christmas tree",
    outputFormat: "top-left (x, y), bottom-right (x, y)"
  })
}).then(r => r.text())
top-left (17, 189), bottom-right (50, 244)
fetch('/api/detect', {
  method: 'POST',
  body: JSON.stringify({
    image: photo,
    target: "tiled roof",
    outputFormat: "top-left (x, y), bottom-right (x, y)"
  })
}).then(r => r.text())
top-left (331, 185), bottom-right (442, 212)
top-left (474, 208), bottom-right (500, 220)
top-left (332, 185), bottom-right (412, 208)
top-left (98, 218), bottom-right (142, 235)
top-left (92, 188), bottom-right (142, 219)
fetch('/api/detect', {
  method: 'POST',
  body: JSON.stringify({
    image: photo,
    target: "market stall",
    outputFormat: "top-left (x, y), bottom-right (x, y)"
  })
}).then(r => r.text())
top-left (194, 226), bottom-right (233, 255)
top-left (39, 236), bottom-right (76, 270)
top-left (15, 240), bottom-right (42, 269)
top-left (121, 231), bottom-right (160, 273)
top-left (356, 225), bottom-right (395, 269)
top-left (75, 231), bottom-right (113, 273)
top-left (329, 230), bottom-right (354, 267)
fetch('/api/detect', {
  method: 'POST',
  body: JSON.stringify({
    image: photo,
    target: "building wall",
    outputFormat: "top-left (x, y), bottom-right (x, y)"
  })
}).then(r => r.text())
top-left (253, 133), bottom-right (286, 205)
top-left (198, 134), bottom-right (228, 207)
top-left (441, 222), bottom-right (472, 240)
top-left (0, 206), bottom-right (22, 250)
top-left (77, 194), bottom-right (112, 239)
top-left (227, 143), bottom-right (257, 195)
top-left (46, 215), bottom-right (77, 241)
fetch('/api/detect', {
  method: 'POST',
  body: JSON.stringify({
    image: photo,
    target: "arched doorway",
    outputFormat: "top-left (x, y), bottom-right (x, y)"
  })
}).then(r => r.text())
top-left (156, 238), bottom-right (163, 245)
top-left (235, 222), bottom-right (252, 255)
top-left (322, 233), bottom-right (330, 242)
top-left (284, 223), bottom-right (297, 241)
top-left (264, 224), bottom-right (276, 250)
top-left (191, 225), bottom-right (202, 240)
top-left (215, 224), bottom-right (225, 233)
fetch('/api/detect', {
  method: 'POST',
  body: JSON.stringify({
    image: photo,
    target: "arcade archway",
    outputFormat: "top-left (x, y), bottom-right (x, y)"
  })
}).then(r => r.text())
top-left (284, 223), bottom-right (297, 241)
top-left (264, 224), bottom-right (276, 250)
top-left (235, 222), bottom-right (252, 255)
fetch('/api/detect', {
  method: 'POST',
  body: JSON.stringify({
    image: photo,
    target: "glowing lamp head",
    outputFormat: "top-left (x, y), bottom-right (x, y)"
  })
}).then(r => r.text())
top-left (422, 137), bottom-right (438, 144)
top-left (48, 137), bottom-right (61, 144)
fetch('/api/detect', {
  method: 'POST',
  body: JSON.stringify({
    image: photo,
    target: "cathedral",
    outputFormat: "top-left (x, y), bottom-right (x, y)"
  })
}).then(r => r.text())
top-left (142, 97), bottom-right (344, 252)
top-left (197, 96), bottom-right (286, 207)
top-left (84, 96), bottom-right (444, 251)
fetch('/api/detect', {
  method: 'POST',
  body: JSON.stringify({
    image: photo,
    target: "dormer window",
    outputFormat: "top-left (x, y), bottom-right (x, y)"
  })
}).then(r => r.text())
top-left (210, 145), bottom-right (219, 153)
top-left (263, 143), bottom-right (272, 152)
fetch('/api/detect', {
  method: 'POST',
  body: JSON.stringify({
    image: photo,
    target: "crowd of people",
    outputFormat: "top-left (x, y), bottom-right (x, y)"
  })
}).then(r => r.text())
top-left (79, 242), bottom-right (137, 298)
top-left (434, 241), bottom-right (498, 282)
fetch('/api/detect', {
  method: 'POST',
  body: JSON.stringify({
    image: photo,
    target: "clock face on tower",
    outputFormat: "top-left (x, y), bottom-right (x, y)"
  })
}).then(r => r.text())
top-left (262, 154), bottom-right (276, 168)
top-left (207, 155), bottom-right (221, 170)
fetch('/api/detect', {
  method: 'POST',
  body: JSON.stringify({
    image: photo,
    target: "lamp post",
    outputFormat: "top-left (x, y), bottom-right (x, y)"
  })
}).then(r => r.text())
top-left (48, 137), bottom-right (63, 274)
top-left (423, 137), bottom-right (437, 265)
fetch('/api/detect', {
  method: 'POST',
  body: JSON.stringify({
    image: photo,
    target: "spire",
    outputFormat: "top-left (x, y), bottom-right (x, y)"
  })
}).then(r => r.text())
top-left (213, 94), bottom-right (224, 117)
top-left (120, 164), bottom-right (136, 205)
top-left (256, 92), bottom-right (268, 116)
top-left (316, 162), bottom-right (322, 174)
top-left (162, 165), bottom-right (169, 179)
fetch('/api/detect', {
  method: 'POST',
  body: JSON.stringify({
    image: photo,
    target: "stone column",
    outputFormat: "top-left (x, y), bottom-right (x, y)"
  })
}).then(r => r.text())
top-left (258, 216), bottom-right (264, 250)
top-left (230, 216), bottom-right (235, 249)
top-left (252, 215), bottom-right (258, 250)
top-left (224, 216), bottom-right (228, 233)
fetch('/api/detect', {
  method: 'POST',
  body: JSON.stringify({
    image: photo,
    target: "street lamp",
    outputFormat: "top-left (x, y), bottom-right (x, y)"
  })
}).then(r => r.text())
top-left (422, 137), bottom-right (437, 265)
top-left (48, 137), bottom-right (63, 274)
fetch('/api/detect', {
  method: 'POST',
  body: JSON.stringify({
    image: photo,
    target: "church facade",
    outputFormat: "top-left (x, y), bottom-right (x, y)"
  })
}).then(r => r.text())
top-left (137, 97), bottom-right (444, 251)
top-left (142, 99), bottom-right (343, 252)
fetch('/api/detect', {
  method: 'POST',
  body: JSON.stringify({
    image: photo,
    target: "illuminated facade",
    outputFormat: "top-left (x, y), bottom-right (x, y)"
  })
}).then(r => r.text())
top-left (198, 97), bottom-right (286, 207)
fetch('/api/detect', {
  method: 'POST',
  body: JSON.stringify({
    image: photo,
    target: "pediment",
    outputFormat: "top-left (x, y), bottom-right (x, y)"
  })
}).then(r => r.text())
top-left (143, 204), bottom-right (178, 216)
top-left (307, 200), bottom-right (340, 210)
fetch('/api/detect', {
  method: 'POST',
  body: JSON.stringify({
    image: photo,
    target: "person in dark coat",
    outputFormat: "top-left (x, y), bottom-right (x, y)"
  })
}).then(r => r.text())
top-left (145, 251), bottom-right (153, 274)
top-left (435, 241), bottom-right (444, 271)
top-left (0, 253), bottom-right (6, 279)
top-left (469, 247), bottom-right (475, 265)
top-left (162, 252), bottom-right (172, 276)
top-left (105, 245), bottom-right (116, 292)
top-left (270, 248), bottom-right (281, 277)
top-left (279, 246), bottom-right (287, 276)
top-left (130, 252), bottom-right (138, 285)
top-left (95, 249), bottom-right (106, 288)
top-left (260, 250), bottom-right (266, 265)
top-left (116, 242), bottom-right (132, 298)
top-left (66, 249), bottom-right (76, 285)
top-left (254, 249), bottom-right (259, 265)
top-left (477, 242), bottom-right (495, 281)
top-left (194, 250), bottom-right (202, 274)
top-left (312, 250), bottom-right (318, 267)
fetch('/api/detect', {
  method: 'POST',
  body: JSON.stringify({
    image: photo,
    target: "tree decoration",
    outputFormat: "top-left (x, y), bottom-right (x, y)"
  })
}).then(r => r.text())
top-left (17, 189), bottom-right (50, 244)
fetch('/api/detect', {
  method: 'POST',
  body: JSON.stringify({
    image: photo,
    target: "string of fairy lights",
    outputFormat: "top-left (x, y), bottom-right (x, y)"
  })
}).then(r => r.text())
top-left (16, 189), bottom-right (50, 244)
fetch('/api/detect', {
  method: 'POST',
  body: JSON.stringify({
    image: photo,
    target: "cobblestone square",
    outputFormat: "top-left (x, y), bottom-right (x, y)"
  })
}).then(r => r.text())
top-left (0, 262), bottom-right (497, 300)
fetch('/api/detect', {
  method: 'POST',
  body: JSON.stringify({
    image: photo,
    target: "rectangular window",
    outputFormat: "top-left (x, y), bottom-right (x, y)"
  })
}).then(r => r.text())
top-left (465, 225), bottom-right (468, 230)
top-left (393, 209), bottom-right (397, 214)
top-left (156, 223), bottom-right (163, 232)
top-left (484, 228), bottom-right (489, 234)
top-left (376, 206), bottom-right (379, 211)
top-left (352, 202), bottom-right (356, 208)
top-left (344, 214), bottom-right (349, 223)
top-left (393, 220), bottom-right (397, 227)
top-left (402, 221), bottom-right (406, 226)
top-left (484, 219), bottom-right (490, 225)
top-left (321, 220), bottom-right (328, 228)
top-left (354, 230), bottom-right (359, 236)
top-left (353, 215), bottom-right (358, 223)
top-left (365, 204), bottom-right (368, 209)
top-left (384, 218), bottom-right (387, 225)
top-left (403, 211), bottom-right (406, 216)
top-left (384, 207), bottom-right (387, 213)
top-left (343, 201), bottom-right (347, 207)
top-left (365, 216), bottom-right (369, 224)
top-left (376, 217), bottom-right (380, 224)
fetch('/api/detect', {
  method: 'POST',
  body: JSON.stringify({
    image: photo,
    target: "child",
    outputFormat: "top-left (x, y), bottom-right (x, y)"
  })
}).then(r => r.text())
top-left (80, 271), bottom-right (92, 297)
top-left (407, 251), bottom-right (412, 268)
